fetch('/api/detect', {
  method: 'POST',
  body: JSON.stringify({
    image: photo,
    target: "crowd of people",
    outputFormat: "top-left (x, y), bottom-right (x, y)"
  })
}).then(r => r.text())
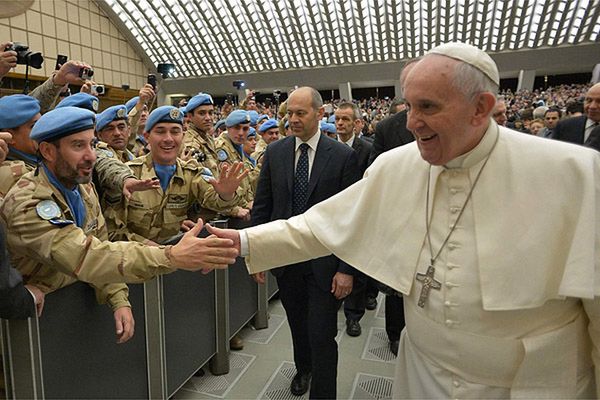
top-left (1, 37), bottom-right (600, 400)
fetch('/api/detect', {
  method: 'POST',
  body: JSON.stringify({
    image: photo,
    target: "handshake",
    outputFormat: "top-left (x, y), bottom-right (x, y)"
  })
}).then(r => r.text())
top-left (168, 219), bottom-right (241, 274)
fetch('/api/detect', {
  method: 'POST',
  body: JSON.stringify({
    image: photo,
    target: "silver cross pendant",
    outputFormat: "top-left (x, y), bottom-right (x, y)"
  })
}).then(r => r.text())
top-left (416, 265), bottom-right (442, 308)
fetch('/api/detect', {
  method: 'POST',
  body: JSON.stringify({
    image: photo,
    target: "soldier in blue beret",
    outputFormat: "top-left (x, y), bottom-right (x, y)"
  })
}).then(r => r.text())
top-left (180, 92), bottom-right (219, 176)
top-left (248, 110), bottom-right (260, 127)
top-left (257, 114), bottom-right (269, 128)
top-left (321, 122), bottom-right (337, 139)
top-left (104, 105), bottom-right (248, 248)
top-left (126, 84), bottom-right (155, 157)
top-left (327, 114), bottom-right (336, 124)
top-left (2, 106), bottom-right (240, 343)
top-left (0, 94), bottom-right (41, 197)
top-left (56, 92), bottom-right (99, 112)
top-left (96, 105), bottom-right (135, 164)
top-left (215, 110), bottom-right (254, 222)
top-left (214, 119), bottom-right (227, 136)
top-left (242, 127), bottom-right (261, 194)
top-left (253, 118), bottom-right (280, 160)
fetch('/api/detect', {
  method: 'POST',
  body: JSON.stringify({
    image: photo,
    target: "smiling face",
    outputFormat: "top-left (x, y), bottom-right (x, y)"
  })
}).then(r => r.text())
top-left (584, 83), bottom-right (600, 123)
top-left (403, 55), bottom-right (493, 165)
top-left (144, 122), bottom-right (183, 165)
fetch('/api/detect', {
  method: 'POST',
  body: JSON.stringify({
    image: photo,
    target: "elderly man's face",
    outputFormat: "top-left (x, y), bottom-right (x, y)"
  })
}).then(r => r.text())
top-left (404, 55), bottom-right (488, 166)
top-left (492, 101), bottom-right (507, 126)
top-left (584, 83), bottom-right (600, 123)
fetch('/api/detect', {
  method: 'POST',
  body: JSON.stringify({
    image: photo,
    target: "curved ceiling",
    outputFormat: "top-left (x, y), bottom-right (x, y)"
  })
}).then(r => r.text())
top-left (101, 0), bottom-right (600, 78)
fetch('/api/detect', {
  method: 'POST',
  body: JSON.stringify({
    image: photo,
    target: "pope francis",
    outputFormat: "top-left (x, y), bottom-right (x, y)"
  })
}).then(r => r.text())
top-left (208, 42), bottom-right (600, 399)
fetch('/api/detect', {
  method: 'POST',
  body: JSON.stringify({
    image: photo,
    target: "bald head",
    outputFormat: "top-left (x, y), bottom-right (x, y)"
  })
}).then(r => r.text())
top-left (585, 83), bottom-right (600, 123)
top-left (289, 87), bottom-right (323, 111)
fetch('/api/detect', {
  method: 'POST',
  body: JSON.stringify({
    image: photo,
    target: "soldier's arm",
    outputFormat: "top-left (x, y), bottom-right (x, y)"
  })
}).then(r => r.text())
top-left (94, 152), bottom-right (134, 199)
top-left (93, 283), bottom-right (130, 311)
top-left (29, 60), bottom-right (91, 113)
top-left (3, 192), bottom-right (173, 284)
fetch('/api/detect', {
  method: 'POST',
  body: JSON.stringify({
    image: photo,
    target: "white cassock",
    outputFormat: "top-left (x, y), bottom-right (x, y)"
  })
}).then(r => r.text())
top-left (243, 121), bottom-right (600, 399)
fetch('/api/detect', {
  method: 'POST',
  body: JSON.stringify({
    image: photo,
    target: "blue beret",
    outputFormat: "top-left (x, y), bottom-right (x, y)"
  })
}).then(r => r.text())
top-left (145, 106), bottom-right (183, 133)
top-left (258, 114), bottom-right (269, 123)
top-left (56, 93), bottom-right (99, 112)
top-left (248, 110), bottom-right (260, 126)
top-left (125, 96), bottom-right (139, 113)
top-left (0, 95), bottom-right (41, 129)
top-left (258, 118), bottom-right (278, 133)
top-left (30, 107), bottom-right (95, 143)
top-left (96, 105), bottom-right (128, 132)
top-left (185, 93), bottom-right (214, 114)
top-left (320, 122), bottom-right (336, 134)
top-left (327, 115), bottom-right (336, 123)
top-left (247, 127), bottom-right (256, 138)
top-left (214, 119), bottom-right (226, 131)
top-left (179, 107), bottom-right (187, 116)
top-left (225, 110), bottom-right (251, 127)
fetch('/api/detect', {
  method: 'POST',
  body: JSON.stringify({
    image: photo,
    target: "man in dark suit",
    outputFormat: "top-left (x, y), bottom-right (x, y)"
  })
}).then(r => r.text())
top-left (251, 87), bottom-right (361, 399)
top-left (333, 101), bottom-right (373, 337)
top-left (553, 83), bottom-right (600, 144)
top-left (369, 108), bottom-right (414, 164)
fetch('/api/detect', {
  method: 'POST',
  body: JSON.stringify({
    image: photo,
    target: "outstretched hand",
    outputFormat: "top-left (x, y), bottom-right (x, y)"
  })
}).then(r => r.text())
top-left (209, 162), bottom-right (249, 200)
top-left (170, 218), bottom-right (238, 272)
top-left (123, 177), bottom-right (160, 199)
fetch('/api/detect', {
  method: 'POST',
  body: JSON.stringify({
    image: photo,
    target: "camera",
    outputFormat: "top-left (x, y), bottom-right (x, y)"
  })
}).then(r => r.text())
top-left (79, 67), bottom-right (94, 80)
top-left (5, 43), bottom-right (44, 69)
top-left (147, 74), bottom-right (157, 90)
top-left (233, 80), bottom-right (245, 89)
top-left (273, 89), bottom-right (281, 99)
top-left (225, 93), bottom-right (233, 104)
top-left (92, 84), bottom-right (105, 95)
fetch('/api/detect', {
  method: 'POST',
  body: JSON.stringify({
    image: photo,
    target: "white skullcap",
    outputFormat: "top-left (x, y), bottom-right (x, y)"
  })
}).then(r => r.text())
top-left (427, 42), bottom-right (499, 86)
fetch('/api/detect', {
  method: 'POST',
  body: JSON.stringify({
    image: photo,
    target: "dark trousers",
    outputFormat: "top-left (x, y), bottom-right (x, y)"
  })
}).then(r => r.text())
top-left (276, 266), bottom-right (340, 399)
top-left (385, 294), bottom-right (405, 341)
top-left (343, 272), bottom-right (366, 321)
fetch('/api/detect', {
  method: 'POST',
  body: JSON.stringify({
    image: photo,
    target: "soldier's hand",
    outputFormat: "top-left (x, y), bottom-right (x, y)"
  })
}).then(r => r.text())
top-left (170, 218), bottom-right (238, 271)
top-left (180, 219), bottom-right (196, 232)
top-left (122, 177), bottom-right (160, 199)
top-left (0, 131), bottom-right (12, 163)
top-left (114, 306), bottom-right (135, 344)
top-left (0, 42), bottom-right (17, 79)
top-left (138, 84), bottom-right (155, 108)
top-left (25, 284), bottom-right (45, 317)
top-left (252, 272), bottom-right (265, 284)
top-left (53, 60), bottom-right (92, 86)
top-left (79, 80), bottom-right (95, 94)
top-left (210, 162), bottom-right (249, 200)
top-left (235, 207), bottom-right (250, 221)
top-left (331, 272), bottom-right (353, 300)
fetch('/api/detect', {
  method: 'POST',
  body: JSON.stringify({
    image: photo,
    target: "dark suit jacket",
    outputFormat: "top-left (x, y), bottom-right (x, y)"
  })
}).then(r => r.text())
top-left (368, 110), bottom-right (415, 165)
top-left (552, 115), bottom-right (587, 144)
top-left (351, 136), bottom-right (373, 174)
top-left (585, 125), bottom-right (600, 152)
top-left (251, 133), bottom-right (361, 291)
top-left (0, 224), bottom-right (35, 319)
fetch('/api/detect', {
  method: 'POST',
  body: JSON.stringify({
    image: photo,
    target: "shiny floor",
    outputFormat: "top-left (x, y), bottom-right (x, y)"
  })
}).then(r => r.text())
top-left (174, 294), bottom-right (396, 400)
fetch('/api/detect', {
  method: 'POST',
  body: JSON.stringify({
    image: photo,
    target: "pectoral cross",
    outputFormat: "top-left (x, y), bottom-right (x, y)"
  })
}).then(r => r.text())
top-left (416, 264), bottom-right (442, 308)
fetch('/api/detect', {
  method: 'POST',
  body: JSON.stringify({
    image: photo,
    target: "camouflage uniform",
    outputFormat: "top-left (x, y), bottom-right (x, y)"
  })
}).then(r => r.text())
top-left (0, 150), bottom-right (36, 198)
top-left (244, 154), bottom-right (261, 195)
top-left (1, 167), bottom-right (174, 286)
top-left (180, 123), bottom-right (220, 176)
top-left (107, 154), bottom-right (238, 243)
top-left (29, 75), bottom-right (64, 114)
top-left (215, 135), bottom-right (254, 207)
top-left (252, 136), bottom-right (268, 158)
top-left (96, 140), bottom-right (135, 164)
top-left (126, 107), bottom-right (148, 156)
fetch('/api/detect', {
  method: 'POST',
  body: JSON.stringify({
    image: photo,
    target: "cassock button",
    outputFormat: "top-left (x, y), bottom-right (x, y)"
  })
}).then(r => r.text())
top-left (450, 188), bottom-right (458, 194)
top-left (448, 243), bottom-right (457, 250)
top-left (444, 301), bottom-right (451, 306)
top-left (450, 207), bottom-right (460, 213)
top-left (445, 319), bottom-right (453, 326)
top-left (453, 380), bottom-right (460, 387)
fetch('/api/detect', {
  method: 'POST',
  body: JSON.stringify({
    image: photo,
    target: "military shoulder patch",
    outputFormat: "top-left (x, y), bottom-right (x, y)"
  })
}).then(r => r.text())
top-left (217, 149), bottom-right (229, 162)
top-left (36, 200), bottom-right (61, 220)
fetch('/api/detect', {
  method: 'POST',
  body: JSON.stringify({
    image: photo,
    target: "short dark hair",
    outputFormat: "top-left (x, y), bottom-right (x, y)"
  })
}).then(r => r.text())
top-left (544, 107), bottom-right (562, 118)
top-left (566, 101), bottom-right (584, 115)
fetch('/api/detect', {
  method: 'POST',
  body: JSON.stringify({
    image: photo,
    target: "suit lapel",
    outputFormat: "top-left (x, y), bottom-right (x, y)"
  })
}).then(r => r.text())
top-left (307, 134), bottom-right (332, 199)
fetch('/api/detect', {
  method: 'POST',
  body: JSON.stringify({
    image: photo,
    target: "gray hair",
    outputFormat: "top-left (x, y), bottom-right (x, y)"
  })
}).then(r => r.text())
top-left (452, 61), bottom-right (499, 100)
top-left (336, 102), bottom-right (361, 120)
